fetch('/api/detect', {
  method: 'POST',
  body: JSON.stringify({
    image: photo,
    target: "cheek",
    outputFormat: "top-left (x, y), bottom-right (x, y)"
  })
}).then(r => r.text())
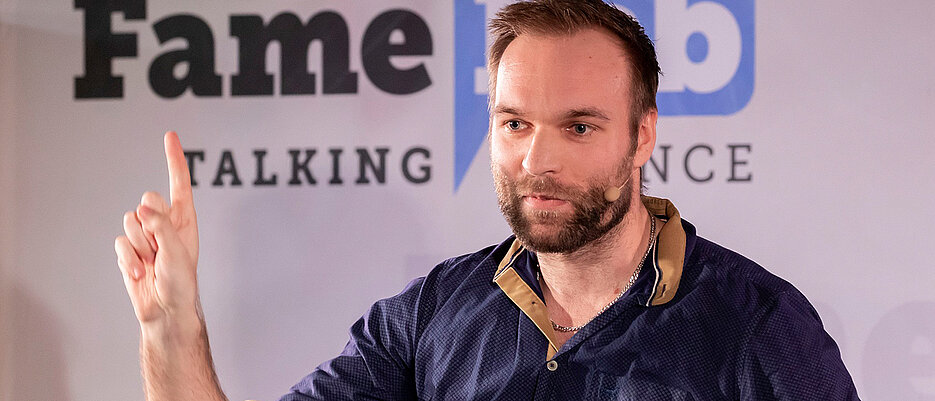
top-left (489, 134), bottom-right (519, 168)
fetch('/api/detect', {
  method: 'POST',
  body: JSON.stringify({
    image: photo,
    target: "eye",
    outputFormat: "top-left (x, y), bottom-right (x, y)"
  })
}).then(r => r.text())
top-left (505, 120), bottom-right (527, 131)
top-left (569, 123), bottom-right (593, 135)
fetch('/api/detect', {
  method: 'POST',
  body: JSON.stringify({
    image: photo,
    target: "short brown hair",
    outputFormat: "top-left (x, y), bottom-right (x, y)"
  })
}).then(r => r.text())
top-left (487, 0), bottom-right (661, 131)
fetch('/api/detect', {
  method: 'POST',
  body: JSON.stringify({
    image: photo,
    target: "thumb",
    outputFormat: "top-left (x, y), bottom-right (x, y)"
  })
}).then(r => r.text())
top-left (136, 203), bottom-right (199, 314)
top-left (137, 204), bottom-right (188, 262)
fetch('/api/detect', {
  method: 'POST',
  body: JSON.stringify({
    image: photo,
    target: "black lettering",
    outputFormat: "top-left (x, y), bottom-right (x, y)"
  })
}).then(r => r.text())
top-left (727, 144), bottom-right (752, 182)
top-left (230, 12), bottom-right (357, 96)
top-left (253, 149), bottom-right (278, 185)
top-left (645, 144), bottom-right (671, 183)
top-left (74, 0), bottom-right (145, 98)
top-left (402, 147), bottom-right (431, 184)
top-left (288, 149), bottom-right (317, 185)
top-left (212, 150), bottom-right (243, 186)
top-left (684, 144), bottom-right (714, 183)
top-left (148, 15), bottom-right (223, 98)
top-left (356, 147), bottom-right (389, 184)
top-left (329, 148), bottom-right (343, 185)
top-left (183, 150), bottom-right (205, 187)
top-left (361, 10), bottom-right (432, 95)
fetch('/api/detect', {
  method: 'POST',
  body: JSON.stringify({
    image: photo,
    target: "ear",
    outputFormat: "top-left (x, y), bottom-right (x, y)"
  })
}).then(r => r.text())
top-left (632, 109), bottom-right (657, 169)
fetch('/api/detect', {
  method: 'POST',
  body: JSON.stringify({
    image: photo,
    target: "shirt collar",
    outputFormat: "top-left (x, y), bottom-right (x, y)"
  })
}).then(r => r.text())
top-left (494, 195), bottom-right (692, 308)
top-left (492, 196), bottom-right (695, 360)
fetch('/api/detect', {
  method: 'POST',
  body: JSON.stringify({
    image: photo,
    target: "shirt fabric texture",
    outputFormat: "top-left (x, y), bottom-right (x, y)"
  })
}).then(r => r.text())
top-left (279, 197), bottom-right (859, 400)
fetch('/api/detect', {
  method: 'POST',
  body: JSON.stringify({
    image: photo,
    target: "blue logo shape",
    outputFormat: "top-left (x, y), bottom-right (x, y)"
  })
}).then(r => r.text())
top-left (453, 0), bottom-right (755, 190)
top-left (453, 0), bottom-right (489, 191)
top-left (646, 0), bottom-right (755, 116)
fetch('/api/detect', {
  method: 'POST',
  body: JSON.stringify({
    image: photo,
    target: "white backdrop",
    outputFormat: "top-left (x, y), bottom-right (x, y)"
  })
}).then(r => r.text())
top-left (1, 0), bottom-right (934, 400)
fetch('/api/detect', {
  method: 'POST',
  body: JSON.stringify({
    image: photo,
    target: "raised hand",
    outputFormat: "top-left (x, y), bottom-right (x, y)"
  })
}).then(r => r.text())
top-left (114, 132), bottom-right (226, 401)
top-left (115, 131), bottom-right (201, 331)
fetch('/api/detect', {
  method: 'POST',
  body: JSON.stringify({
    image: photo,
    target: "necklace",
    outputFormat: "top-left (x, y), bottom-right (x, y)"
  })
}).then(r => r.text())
top-left (546, 213), bottom-right (656, 333)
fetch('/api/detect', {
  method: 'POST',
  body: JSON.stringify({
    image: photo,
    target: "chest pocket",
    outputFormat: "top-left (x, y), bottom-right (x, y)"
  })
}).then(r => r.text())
top-left (589, 372), bottom-right (694, 401)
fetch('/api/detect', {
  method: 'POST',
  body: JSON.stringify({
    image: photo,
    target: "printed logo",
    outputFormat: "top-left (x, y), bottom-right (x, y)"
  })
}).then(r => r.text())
top-left (453, 0), bottom-right (490, 191)
top-left (637, 0), bottom-right (755, 116)
top-left (453, 0), bottom-right (755, 190)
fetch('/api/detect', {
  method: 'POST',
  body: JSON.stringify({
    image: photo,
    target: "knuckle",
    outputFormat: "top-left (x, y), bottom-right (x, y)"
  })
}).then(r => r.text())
top-left (123, 211), bottom-right (137, 226)
top-left (115, 236), bottom-right (135, 255)
top-left (137, 203), bottom-right (158, 220)
top-left (141, 191), bottom-right (167, 208)
top-left (144, 213), bottom-right (168, 232)
top-left (140, 191), bottom-right (157, 203)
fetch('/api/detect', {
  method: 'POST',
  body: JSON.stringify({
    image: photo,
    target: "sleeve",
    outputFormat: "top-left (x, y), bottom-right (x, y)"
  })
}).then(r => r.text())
top-left (278, 276), bottom-right (427, 401)
top-left (738, 291), bottom-right (861, 400)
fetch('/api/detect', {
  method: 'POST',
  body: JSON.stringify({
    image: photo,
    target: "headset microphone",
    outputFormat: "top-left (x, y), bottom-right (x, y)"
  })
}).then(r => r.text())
top-left (603, 176), bottom-right (631, 203)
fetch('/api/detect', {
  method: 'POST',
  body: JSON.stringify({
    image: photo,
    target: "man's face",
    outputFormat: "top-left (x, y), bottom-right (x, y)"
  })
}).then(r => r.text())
top-left (490, 28), bottom-right (640, 254)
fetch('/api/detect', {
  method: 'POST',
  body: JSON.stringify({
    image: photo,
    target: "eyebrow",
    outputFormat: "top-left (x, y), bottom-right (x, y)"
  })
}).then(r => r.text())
top-left (491, 105), bottom-right (611, 121)
top-left (562, 107), bottom-right (611, 121)
top-left (492, 105), bottom-right (523, 116)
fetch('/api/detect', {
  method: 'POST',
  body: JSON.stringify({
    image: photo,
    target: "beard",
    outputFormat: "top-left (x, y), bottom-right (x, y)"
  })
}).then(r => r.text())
top-left (492, 162), bottom-right (633, 254)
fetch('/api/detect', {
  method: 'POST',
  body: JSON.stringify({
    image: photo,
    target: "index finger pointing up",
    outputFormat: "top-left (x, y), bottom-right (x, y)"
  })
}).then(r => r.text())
top-left (164, 131), bottom-right (193, 208)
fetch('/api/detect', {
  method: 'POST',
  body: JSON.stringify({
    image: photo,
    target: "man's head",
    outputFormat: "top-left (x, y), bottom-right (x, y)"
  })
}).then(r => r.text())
top-left (487, 0), bottom-right (660, 134)
top-left (487, 0), bottom-right (660, 254)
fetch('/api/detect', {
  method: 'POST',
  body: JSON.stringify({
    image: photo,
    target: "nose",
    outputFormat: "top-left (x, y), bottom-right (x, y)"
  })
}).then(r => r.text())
top-left (521, 129), bottom-right (562, 177)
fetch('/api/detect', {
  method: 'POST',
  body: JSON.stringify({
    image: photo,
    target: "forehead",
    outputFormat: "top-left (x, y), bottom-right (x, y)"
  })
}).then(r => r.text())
top-left (494, 28), bottom-right (632, 115)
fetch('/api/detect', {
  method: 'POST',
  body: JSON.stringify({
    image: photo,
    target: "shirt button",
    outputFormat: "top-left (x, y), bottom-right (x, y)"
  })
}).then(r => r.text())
top-left (546, 360), bottom-right (558, 371)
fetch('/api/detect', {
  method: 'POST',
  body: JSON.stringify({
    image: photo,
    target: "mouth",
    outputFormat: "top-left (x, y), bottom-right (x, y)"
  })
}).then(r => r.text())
top-left (522, 193), bottom-right (569, 209)
top-left (526, 192), bottom-right (562, 200)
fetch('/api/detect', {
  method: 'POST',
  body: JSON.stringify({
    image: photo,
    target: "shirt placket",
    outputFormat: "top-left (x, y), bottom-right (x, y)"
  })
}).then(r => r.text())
top-left (532, 357), bottom-right (561, 401)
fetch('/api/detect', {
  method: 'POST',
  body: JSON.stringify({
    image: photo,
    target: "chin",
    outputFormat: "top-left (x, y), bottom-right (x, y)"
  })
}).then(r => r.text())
top-left (514, 223), bottom-right (569, 253)
top-left (518, 235), bottom-right (577, 254)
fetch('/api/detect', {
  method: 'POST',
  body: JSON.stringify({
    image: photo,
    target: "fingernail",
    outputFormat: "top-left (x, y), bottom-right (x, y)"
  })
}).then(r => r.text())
top-left (132, 265), bottom-right (144, 280)
top-left (138, 205), bottom-right (152, 218)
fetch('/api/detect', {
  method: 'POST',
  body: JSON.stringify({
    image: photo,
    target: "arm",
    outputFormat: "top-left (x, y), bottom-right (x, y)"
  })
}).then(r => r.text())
top-left (738, 291), bottom-right (860, 400)
top-left (114, 132), bottom-right (227, 401)
top-left (139, 315), bottom-right (226, 401)
top-left (281, 276), bottom-right (428, 401)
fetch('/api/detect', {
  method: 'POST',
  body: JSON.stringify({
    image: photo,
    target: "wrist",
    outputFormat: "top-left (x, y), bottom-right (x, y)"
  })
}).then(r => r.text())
top-left (138, 314), bottom-right (228, 401)
top-left (140, 310), bottom-right (205, 349)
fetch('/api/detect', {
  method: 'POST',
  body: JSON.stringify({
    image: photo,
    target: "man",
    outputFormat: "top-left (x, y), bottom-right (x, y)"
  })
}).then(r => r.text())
top-left (115, 0), bottom-right (860, 399)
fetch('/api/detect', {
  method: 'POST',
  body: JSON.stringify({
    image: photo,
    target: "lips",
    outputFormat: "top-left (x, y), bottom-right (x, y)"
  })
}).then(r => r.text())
top-left (523, 193), bottom-right (569, 209)
top-left (527, 193), bottom-right (559, 200)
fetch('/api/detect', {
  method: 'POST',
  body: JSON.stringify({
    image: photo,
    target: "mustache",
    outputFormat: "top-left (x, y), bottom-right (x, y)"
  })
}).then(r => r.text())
top-left (514, 175), bottom-right (575, 198)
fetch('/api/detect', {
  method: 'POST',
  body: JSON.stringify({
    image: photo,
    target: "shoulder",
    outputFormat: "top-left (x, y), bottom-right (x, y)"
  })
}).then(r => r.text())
top-left (663, 233), bottom-right (824, 341)
top-left (418, 237), bottom-right (516, 301)
top-left (686, 236), bottom-right (861, 396)
top-left (673, 236), bottom-right (858, 393)
top-left (353, 238), bottom-right (515, 351)
top-left (376, 237), bottom-right (515, 321)
top-left (683, 235), bottom-right (809, 310)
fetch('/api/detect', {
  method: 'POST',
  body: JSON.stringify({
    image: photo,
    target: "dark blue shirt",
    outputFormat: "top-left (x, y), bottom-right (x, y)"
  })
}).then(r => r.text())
top-left (280, 197), bottom-right (859, 400)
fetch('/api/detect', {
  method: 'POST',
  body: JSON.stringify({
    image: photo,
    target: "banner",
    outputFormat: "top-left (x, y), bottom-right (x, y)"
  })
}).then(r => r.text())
top-left (1, 1), bottom-right (933, 399)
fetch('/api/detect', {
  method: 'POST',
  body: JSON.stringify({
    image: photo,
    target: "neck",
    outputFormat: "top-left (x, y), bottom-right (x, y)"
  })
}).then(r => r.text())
top-left (537, 198), bottom-right (654, 328)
